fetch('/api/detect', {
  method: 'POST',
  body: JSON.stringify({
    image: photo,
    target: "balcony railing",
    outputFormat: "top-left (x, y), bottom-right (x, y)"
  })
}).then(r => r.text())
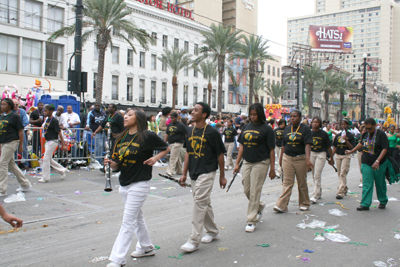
top-left (139, 96), bottom-right (145, 102)
top-left (151, 97), bottom-right (156, 103)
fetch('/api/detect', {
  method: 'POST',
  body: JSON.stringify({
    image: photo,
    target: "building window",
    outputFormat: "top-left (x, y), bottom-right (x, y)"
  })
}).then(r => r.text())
top-left (47, 6), bottom-right (63, 32)
top-left (183, 85), bottom-right (188, 105)
top-left (127, 49), bottom-right (133, 66)
top-left (194, 44), bottom-right (198, 56)
top-left (261, 96), bottom-right (264, 106)
top-left (0, 0), bottom-right (18, 25)
top-left (25, 0), bottom-right (41, 30)
top-left (184, 41), bottom-right (189, 53)
top-left (194, 68), bottom-right (198, 77)
top-left (127, 77), bottom-right (133, 101)
top-left (267, 97), bottom-right (270, 104)
top-left (221, 90), bottom-right (225, 109)
top-left (174, 38), bottom-right (179, 49)
top-left (93, 73), bottom-right (97, 98)
top-left (237, 58), bottom-right (240, 66)
top-left (287, 91), bottom-right (291, 99)
top-left (112, 76), bottom-right (119, 100)
top-left (140, 52), bottom-right (145, 68)
top-left (162, 35), bottom-right (168, 48)
top-left (139, 79), bottom-right (145, 102)
top-left (162, 58), bottom-right (167, 71)
top-left (151, 32), bottom-right (157, 45)
top-left (45, 43), bottom-right (62, 78)
top-left (0, 34), bottom-right (18, 72)
top-left (203, 88), bottom-right (207, 103)
top-left (277, 68), bottom-right (280, 77)
top-left (94, 43), bottom-right (99, 60)
top-left (212, 89), bottom-right (216, 108)
top-left (112, 46), bottom-right (119, 64)
top-left (162, 82), bottom-right (167, 104)
top-left (272, 66), bottom-right (276, 76)
top-left (151, 81), bottom-right (156, 103)
top-left (193, 86), bottom-right (198, 104)
top-left (22, 39), bottom-right (41, 75)
top-left (268, 65), bottom-right (271, 75)
top-left (184, 66), bottom-right (188, 76)
top-left (151, 54), bottom-right (156, 70)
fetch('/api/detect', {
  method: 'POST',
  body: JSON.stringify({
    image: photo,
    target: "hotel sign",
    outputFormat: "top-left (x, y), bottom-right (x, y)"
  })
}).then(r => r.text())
top-left (309, 25), bottom-right (353, 53)
top-left (135, 0), bottom-right (194, 20)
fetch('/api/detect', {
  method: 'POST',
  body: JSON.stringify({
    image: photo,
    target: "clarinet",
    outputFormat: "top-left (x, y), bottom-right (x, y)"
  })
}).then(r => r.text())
top-left (104, 128), bottom-right (113, 192)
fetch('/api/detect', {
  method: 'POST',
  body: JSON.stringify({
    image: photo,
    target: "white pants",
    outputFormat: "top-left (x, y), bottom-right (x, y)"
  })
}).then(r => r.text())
top-left (224, 142), bottom-right (234, 167)
top-left (310, 151), bottom-right (327, 199)
top-left (41, 141), bottom-right (66, 181)
top-left (109, 181), bottom-right (152, 265)
top-left (275, 146), bottom-right (283, 176)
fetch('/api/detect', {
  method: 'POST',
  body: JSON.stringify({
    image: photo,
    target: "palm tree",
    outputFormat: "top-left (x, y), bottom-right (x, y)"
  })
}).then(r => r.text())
top-left (387, 91), bottom-right (399, 116)
top-left (158, 47), bottom-right (192, 110)
top-left (302, 63), bottom-right (324, 117)
top-left (48, 0), bottom-right (152, 103)
top-left (198, 23), bottom-right (244, 114)
top-left (251, 74), bottom-right (266, 103)
top-left (376, 103), bottom-right (387, 118)
top-left (231, 35), bottom-right (276, 106)
top-left (336, 75), bottom-right (358, 120)
top-left (198, 60), bottom-right (218, 106)
top-left (316, 70), bottom-right (340, 121)
top-left (265, 83), bottom-right (288, 104)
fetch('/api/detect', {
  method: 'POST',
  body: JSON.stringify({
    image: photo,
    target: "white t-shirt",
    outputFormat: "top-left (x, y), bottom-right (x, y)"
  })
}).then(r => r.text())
top-left (60, 112), bottom-right (80, 128)
top-left (350, 127), bottom-right (360, 136)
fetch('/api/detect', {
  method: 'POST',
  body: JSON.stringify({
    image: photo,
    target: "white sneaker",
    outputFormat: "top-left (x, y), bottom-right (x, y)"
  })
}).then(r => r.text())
top-left (359, 183), bottom-right (363, 188)
top-left (16, 185), bottom-right (32, 192)
top-left (180, 241), bottom-right (199, 252)
top-left (0, 192), bottom-right (7, 197)
top-left (38, 178), bottom-right (50, 183)
top-left (131, 249), bottom-right (155, 258)
top-left (310, 197), bottom-right (317, 204)
top-left (166, 171), bottom-right (173, 177)
top-left (245, 224), bottom-right (255, 232)
top-left (273, 206), bottom-right (285, 213)
top-left (224, 166), bottom-right (228, 170)
top-left (201, 234), bottom-right (219, 243)
top-left (256, 206), bottom-right (265, 221)
top-left (106, 262), bottom-right (124, 267)
top-left (61, 170), bottom-right (68, 180)
top-left (300, 206), bottom-right (309, 211)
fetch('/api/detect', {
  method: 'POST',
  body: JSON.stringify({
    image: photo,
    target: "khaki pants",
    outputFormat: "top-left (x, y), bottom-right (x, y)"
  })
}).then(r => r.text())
top-left (166, 142), bottom-right (183, 175)
top-left (0, 141), bottom-right (31, 193)
top-left (310, 151), bottom-right (326, 199)
top-left (335, 154), bottom-right (352, 197)
top-left (357, 152), bottom-right (363, 183)
top-left (275, 146), bottom-right (283, 177)
top-left (242, 159), bottom-right (270, 224)
top-left (224, 142), bottom-right (234, 168)
top-left (41, 141), bottom-right (67, 181)
top-left (189, 171), bottom-right (218, 246)
top-left (275, 154), bottom-right (309, 211)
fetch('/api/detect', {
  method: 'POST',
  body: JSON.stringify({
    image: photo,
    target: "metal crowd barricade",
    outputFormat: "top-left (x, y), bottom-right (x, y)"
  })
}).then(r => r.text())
top-left (15, 127), bottom-right (107, 168)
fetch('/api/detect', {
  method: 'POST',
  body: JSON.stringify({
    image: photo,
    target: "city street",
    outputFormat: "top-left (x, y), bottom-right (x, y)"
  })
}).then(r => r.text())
top-left (1, 158), bottom-right (400, 267)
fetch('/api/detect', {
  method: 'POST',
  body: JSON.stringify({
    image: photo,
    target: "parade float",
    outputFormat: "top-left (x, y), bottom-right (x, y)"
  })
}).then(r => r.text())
top-left (264, 103), bottom-right (291, 121)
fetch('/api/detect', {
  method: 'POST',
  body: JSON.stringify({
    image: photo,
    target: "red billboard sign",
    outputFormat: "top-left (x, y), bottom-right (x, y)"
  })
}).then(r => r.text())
top-left (309, 25), bottom-right (353, 53)
top-left (135, 0), bottom-right (194, 20)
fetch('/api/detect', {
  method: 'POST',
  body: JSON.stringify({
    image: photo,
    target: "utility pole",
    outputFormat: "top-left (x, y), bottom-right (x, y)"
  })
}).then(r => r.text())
top-left (75, 0), bottom-right (83, 100)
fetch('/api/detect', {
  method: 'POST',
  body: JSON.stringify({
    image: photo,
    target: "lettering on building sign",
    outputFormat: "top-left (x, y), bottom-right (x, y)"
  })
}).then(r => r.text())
top-left (135, 0), bottom-right (194, 20)
top-left (316, 27), bottom-right (342, 41)
top-left (242, 0), bottom-right (254, 10)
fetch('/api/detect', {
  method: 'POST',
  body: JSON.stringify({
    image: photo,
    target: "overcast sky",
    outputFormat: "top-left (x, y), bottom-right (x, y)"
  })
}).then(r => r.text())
top-left (257, 0), bottom-right (314, 64)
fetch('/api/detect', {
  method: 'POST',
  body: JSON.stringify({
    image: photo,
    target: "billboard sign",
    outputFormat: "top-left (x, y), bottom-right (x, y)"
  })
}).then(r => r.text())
top-left (309, 25), bottom-right (353, 53)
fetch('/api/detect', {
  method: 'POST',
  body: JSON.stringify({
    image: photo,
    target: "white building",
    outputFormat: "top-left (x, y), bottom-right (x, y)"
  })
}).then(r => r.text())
top-left (0, 0), bottom-right (234, 113)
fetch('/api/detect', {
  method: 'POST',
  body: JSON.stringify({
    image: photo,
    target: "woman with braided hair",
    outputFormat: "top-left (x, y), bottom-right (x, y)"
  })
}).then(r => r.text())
top-left (39, 104), bottom-right (68, 183)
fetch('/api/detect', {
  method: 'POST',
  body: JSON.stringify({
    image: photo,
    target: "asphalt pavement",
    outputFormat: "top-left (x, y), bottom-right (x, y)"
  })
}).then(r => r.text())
top-left (1, 157), bottom-right (400, 267)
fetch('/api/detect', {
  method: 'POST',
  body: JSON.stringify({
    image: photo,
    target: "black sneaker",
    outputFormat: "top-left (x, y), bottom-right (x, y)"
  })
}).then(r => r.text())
top-left (99, 167), bottom-right (105, 173)
top-left (356, 205), bottom-right (369, 211)
top-left (336, 195), bottom-right (343, 199)
top-left (378, 204), bottom-right (386, 209)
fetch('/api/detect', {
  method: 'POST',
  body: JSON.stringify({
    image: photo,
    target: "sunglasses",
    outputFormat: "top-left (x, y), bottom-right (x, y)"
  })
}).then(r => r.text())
top-left (366, 127), bottom-right (373, 131)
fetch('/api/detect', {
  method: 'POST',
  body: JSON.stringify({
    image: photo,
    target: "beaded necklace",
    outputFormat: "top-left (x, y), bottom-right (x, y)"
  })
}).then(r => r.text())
top-left (118, 132), bottom-right (138, 161)
top-left (108, 112), bottom-right (117, 122)
top-left (289, 123), bottom-right (301, 141)
top-left (43, 117), bottom-right (53, 135)
top-left (366, 130), bottom-right (377, 156)
top-left (191, 124), bottom-right (207, 157)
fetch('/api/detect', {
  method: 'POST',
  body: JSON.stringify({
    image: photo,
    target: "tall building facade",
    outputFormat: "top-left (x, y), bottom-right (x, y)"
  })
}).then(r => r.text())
top-left (177, 0), bottom-right (258, 34)
top-left (263, 55), bottom-right (283, 105)
top-left (0, 0), bottom-right (237, 113)
top-left (287, 0), bottom-right (400, 90)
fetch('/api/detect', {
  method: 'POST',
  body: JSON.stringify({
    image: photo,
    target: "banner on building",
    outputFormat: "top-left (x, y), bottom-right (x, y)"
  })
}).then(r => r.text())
top-left (309, 25), bottom-right (353, 53)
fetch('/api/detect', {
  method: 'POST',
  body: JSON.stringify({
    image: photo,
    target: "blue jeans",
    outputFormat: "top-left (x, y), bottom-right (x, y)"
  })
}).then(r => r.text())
top-left (95, 132), bottom-right (105, 164)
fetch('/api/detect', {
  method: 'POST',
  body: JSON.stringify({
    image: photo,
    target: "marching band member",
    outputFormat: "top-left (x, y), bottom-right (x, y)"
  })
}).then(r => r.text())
top-left (105, 109), bottom-right (169, 267)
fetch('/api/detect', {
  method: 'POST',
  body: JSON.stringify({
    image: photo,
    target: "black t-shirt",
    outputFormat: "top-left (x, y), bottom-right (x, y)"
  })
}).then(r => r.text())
top-left (239, 122), bottom-right (275, 162)
top-left (283, 123), bottom-right (313, 157)
top-left (101, 113), bottom-right (125, 136)
top-left (184, 125), bottom-right (226, 180)
top-left (361, 129), bottom-right (388, 166)
top-left (111, 131), bottom-right (168, 186)
top-left (166, 121), bottom-right (187, 144)
top-left (43, 117), bottom-right (60, 141)
top-left (0, 112), bottom-right (24, 144)
top-left (89, 110), bottom-right (106, 132)
top-left (223, 127), bottom-right (238, 143)
top-left (80, 112), bottom-right (87, 128)
top-left (333, 130), bottom-right (356, 155)
top-left (311, 130), bottom-right (331, 153)
top-left (274, 127), bottom-right (285, 147)
top-left (30, 109), bottom-right (45, 127)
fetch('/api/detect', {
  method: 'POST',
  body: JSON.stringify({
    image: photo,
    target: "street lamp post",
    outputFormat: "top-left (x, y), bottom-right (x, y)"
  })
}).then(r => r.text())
top-left (359, 53), bottom-right (370, 121)
top-left (296, 59), bottom-right (300, 110)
